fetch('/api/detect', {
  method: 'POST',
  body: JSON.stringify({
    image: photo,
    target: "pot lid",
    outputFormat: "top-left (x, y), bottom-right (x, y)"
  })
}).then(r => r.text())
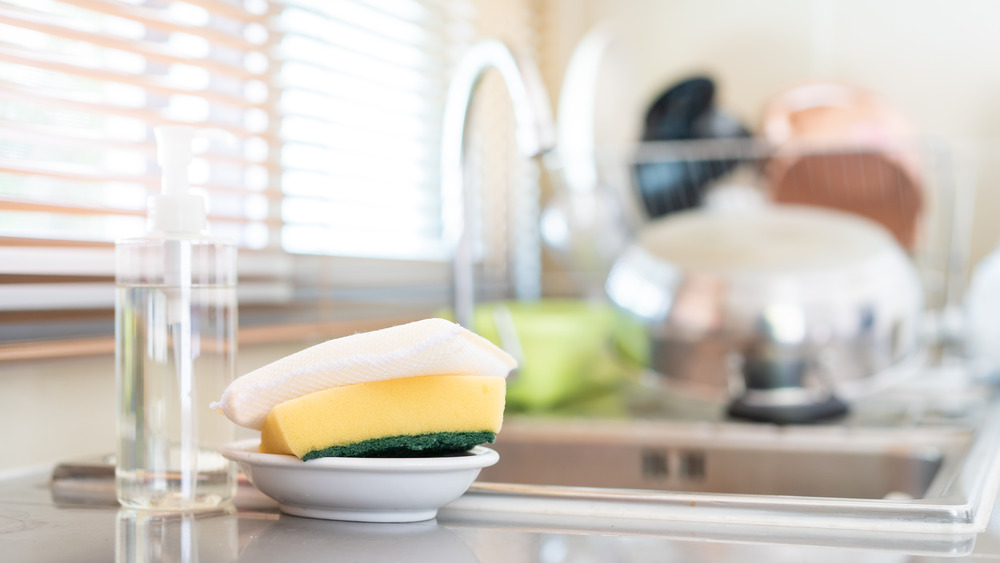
top-left (635, 204), bottom-right (900, 275)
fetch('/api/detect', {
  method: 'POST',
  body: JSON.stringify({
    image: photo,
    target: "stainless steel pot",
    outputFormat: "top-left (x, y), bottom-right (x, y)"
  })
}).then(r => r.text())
top-left (605, 204), bottom-right (924, 423)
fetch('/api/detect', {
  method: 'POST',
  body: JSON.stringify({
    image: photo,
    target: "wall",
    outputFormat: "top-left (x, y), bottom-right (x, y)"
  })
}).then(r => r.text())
top-left (1, 356), bottom-right (116, 473)
top-left (540, 0), bottom-right (1000, 268)
top-left (0, 343), bottom-right (305, 473)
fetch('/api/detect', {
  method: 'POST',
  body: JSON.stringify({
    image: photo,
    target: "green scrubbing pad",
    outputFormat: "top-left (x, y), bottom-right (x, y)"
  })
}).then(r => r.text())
top-left (303, 431), bottom-right (497, 460)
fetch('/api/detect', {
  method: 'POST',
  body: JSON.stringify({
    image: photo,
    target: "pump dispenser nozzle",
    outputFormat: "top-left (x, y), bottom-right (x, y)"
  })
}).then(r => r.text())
top-left (149, 126), bottom-right (207, 234)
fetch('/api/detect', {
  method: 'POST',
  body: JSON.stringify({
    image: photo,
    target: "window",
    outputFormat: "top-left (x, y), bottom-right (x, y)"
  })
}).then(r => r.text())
top-left (276, 0), bottom-right (462, 259)
top-left (0, 0), bottom-right (543, 354)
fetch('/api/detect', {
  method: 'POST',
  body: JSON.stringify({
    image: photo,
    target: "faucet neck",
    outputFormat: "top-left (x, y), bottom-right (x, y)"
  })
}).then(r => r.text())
top-left (440, 40), bottom-right (557, 329)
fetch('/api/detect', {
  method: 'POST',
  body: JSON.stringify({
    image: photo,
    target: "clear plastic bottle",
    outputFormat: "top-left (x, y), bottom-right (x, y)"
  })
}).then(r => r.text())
top-left (115, 126), bottom-right (237, 510)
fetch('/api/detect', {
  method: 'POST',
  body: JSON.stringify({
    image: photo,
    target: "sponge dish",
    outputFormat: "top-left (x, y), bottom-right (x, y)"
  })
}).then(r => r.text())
top-left (222, 440), bottom-right (499, 522)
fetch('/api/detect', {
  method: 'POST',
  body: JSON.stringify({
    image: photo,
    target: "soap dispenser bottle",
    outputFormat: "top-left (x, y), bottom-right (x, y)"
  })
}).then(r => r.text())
top-left (115, 126), bottom-right (237, 510)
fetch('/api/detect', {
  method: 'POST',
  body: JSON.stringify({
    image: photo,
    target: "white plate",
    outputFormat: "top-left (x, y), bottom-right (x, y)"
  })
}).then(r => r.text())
top-left (557, 23), bottom-right (640, 195)
top-left (221, 440), bottom-right (499, 523)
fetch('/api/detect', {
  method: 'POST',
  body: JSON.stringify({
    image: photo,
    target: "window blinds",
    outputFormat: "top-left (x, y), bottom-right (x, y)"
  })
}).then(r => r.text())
top-left (0, 0), bottom-right (548, 352)
top-left (273, 0), bottom-right (464, 259)
top-left (0, 0), bottom-right (279, 323)
top-left (0, 0), bottom-right (493, 347)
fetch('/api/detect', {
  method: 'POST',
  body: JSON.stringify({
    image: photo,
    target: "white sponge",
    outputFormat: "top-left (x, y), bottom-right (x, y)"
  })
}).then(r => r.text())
top-left (211, 318), bottom-right (516, 430)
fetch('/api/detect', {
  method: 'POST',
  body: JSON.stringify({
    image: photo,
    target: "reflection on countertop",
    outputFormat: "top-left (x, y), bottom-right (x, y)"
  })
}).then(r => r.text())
top-left (0, 465), bottom-right (997, 562)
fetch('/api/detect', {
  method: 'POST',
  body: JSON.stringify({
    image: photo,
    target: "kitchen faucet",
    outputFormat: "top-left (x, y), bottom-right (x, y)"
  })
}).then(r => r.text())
top-left (440, 39), bottom-right (557, 329)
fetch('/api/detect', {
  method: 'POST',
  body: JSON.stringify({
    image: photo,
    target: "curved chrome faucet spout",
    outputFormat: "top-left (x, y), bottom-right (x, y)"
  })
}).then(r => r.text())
top-left (441, 39), bottom-right (557, 329)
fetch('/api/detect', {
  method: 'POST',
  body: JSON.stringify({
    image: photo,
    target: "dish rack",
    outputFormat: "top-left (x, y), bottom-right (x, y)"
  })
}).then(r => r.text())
top-left (542, 136), bottom-right (977, 332)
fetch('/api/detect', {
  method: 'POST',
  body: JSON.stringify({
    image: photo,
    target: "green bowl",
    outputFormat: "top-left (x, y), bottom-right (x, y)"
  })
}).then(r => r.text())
top-left (469, 300), bottom-right (646, 413)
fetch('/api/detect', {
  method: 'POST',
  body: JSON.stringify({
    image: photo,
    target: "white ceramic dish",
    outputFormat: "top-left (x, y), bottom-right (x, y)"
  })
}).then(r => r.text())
top-left (221, 440), bottom-right (499, 523)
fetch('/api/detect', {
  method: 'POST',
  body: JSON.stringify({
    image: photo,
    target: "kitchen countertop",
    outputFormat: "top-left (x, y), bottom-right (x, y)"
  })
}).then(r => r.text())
top-left (7, 361), bottom-right (1000, 561)
top-left (6, 461), bottom-right (1000, 562)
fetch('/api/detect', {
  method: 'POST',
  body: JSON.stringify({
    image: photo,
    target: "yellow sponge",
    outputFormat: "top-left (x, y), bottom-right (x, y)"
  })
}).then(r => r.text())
top-left (260, 374), bottom-right (506, 460)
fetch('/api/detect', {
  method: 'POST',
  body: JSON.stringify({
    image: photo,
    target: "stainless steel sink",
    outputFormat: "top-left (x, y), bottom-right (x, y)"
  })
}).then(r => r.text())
top-left (480, 419), bottom-right (955, 499)
top-left (449, 367), bottom-right (1000, 535)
